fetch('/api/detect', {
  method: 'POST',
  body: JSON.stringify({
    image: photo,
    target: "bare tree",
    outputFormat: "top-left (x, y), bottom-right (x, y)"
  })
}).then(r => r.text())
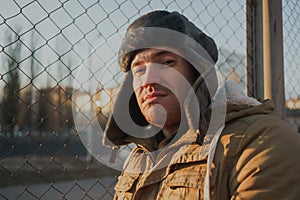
top-left (1, 28), bottom-right (22, 135)
top-left (22, 31), bottom-right (38, 129)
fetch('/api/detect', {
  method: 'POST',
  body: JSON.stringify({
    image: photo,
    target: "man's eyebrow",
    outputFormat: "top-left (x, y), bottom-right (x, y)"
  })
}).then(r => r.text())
top-left (136, 50), bottom-right (172, 61)
top-left (131, 50), bottom-right (174, 67)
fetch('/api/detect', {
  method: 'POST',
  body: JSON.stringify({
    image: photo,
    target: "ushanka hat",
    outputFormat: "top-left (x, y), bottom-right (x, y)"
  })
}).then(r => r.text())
top-left (118, 10), bottom-right (218, 72)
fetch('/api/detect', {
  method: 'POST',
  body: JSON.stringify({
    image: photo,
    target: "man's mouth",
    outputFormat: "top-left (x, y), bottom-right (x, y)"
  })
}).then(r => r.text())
top-left (143, 92), bottom-right (166, 103)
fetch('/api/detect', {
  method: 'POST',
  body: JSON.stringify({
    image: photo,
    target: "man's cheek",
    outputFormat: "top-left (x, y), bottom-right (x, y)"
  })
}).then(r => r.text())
top-left (132, 78), bottom-right (142, 91)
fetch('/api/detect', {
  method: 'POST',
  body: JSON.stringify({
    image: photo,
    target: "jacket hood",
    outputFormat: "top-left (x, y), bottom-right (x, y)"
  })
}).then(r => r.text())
top-left (103, 79), bottom-right (273, 148)
top-left (214, 80), bottom-right (274, 123)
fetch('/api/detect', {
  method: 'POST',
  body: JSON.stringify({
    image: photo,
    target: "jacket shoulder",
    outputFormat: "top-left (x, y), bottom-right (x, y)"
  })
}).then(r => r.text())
top-left (216, 112), bottom-right (300, 162)
top-left (212, 112), bottom-right (300, 199)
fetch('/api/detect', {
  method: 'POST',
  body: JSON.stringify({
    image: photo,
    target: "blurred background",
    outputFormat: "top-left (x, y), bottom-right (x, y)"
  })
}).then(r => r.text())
top-left (0, 0), bottom-right (299, 199)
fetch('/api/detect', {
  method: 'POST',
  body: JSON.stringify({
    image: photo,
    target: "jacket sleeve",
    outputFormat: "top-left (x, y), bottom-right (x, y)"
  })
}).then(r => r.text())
top-left (229, 116), bottom-right (300, 200)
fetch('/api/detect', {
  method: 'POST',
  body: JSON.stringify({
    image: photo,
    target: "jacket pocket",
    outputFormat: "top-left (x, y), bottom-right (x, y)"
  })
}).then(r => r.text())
top-left (114, 174), bottom-right (138, 200)
top-left (157, 164), bottom-right (206, 200)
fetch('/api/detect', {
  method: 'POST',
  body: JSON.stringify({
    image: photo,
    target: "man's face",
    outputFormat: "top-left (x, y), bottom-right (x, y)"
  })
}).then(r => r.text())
top-left (131, 48), bottom-right (197, 132)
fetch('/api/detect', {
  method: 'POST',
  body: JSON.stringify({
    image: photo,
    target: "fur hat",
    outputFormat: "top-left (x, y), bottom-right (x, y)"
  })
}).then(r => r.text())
top-left (118, 10), bottom-right (218, 72)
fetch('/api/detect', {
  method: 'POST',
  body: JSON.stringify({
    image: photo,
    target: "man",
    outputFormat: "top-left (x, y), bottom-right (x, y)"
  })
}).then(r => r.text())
top-left (103, 10), bottom-right (300, 199)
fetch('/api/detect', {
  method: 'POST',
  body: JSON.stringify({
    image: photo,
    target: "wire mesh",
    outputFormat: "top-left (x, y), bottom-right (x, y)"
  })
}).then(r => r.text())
top-left (283, 0), bottom-right (300, 132)
top-left (0, 0), bottom-right (298, 199)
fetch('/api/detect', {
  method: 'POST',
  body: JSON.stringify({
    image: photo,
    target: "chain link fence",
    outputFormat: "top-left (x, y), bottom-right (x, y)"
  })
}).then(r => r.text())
top-left (0, 0), bottom-right (298, 199)
top-left (283, 0), bottom-right (300, 132)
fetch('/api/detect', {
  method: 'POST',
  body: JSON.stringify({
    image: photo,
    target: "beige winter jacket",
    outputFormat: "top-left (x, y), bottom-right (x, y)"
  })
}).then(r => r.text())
top-left (106, 81), bottom-right (300, 200)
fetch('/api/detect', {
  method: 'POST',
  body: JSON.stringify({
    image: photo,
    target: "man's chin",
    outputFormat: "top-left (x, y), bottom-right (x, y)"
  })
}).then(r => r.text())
top-left (145, 104), bottom-right (167, 128)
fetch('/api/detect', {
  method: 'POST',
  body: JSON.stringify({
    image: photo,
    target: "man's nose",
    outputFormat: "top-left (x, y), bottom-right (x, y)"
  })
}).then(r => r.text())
top-left (141, 63), bottom-right (162, 87)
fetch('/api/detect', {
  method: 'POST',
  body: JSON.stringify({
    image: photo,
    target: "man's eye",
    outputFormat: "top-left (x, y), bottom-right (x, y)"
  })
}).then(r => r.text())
top-left (162, 60), bottom-right (175, 66)
top-left (133, 67), bottom-right (145, 75)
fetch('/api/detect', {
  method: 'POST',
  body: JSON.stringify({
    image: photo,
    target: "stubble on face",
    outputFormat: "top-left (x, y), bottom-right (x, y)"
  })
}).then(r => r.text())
top-left (135, 83), bottom-right (181, 129)
top-left (131, 48), bottom-right (196, 135)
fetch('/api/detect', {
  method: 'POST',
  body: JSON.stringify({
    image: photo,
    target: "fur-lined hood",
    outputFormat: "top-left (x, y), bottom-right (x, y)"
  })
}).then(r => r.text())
top-left (102, 79), bottom-right (269, 150)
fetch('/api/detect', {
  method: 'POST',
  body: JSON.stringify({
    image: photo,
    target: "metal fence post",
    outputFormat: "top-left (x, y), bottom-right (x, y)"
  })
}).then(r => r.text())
top-left (247, 0), bottom-right (285, 119)
top-left (246, 0), bottom-right (264, 99)
top-left (262, 0), bottom-right (285, 119)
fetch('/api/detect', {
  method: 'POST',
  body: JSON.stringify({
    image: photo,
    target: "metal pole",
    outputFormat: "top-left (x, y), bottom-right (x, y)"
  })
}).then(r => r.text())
top-left (262, 0), bottom-right (272, 99)
top-left (246, 0), bottom-right (264, 99)
top-left (262, 0), bottom-right (285, 118)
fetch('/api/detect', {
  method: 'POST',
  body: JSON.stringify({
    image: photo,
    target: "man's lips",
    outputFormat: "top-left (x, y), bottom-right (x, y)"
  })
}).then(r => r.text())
top-left (143, 92), bottom-right (166, 103)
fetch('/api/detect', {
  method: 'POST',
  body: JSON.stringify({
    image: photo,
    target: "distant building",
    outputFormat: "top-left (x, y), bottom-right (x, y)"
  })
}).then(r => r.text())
top-left (0, 86), bottom-right (74, 140)
top-left (286, 97), bottom-right (300, 133)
